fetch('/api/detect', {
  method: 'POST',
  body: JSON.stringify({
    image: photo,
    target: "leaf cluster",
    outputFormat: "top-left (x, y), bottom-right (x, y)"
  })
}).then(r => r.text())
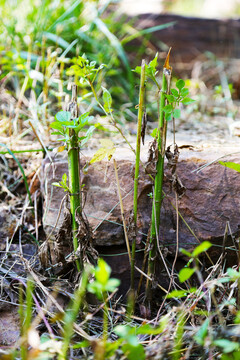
top-left (52, 173), bottom-right (69, 192)
top-left (163, 79), bottom-right (195, 121)
top-left (87, 258), bottom-right (120, 300)
top-left (50, 110), bottom-right (95, 146)
top-left (67, 55), bottom-right (106, 84)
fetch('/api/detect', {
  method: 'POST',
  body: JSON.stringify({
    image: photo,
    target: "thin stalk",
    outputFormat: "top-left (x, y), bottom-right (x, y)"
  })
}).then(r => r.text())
top-left (132, 59), bottom-right (146, 292)
top-left (113, 159), bottom-right (131, 263)
top-left (67, 85), bottom-right (82, 271)
top-left (88, 78), bottom-right (136, 155)
top-left (103, 295), bottom-right (108, 347)
top-left (147, 49), bottom-right (172, 301)
top-left (19, 277), bottom-right (34, 360)
top-left (172, 310), bottom-right (186, 360)
top-left (58, 265), bottom-right (91, 360)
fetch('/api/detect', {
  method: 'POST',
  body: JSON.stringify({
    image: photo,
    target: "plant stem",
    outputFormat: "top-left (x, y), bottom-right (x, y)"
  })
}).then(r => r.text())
top-left (67, 84), bottom-right (82, 271)
top-left (113, 159), bottom-right (131, 263)
top-left (58, 265), bottom-right (91, 360)
top-left (88, 78), bottom-right (136, 155)
top-left (132, 59), bottom-right (146, 292)
top-left (147, 49), bottom-right (172, 301)
top-left (103, 298), bottom-right (108, 347)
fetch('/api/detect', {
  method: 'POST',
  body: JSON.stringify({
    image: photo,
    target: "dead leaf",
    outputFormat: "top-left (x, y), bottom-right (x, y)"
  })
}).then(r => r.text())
top-left (145, 139), bottom-right (158, 175)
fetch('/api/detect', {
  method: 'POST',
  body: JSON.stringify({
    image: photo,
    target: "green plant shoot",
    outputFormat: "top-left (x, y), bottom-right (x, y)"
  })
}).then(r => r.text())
top-left (50, 85), bottom-right (95, 271)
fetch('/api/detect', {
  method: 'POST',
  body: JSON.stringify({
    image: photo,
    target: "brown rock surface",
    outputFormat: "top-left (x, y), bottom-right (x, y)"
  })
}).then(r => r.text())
top-left (41, 138), bottom-right (240, 266)
top-left (134, 14), bottom-right (240, 64)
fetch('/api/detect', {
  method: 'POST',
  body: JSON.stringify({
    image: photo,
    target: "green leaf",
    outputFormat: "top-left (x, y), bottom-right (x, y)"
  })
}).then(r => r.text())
top-left (227, 268), bottom-right (240, 280)
top-left (194, 319), bottom-right (209, 345)
top-left (166, 290), bottom-right (188, 299)
top-left (114, 325), bottom-right (131, 338)
top-left (95, 258), bottom-right (111, 285)
top-left (192, 241), bottom-right (212, 257)
top-left (166, 94), bottom-right (175, 103)
top-left (173, 108), bottom-right (181, 119)
top-left (163, 104), bottom-right (173, 113)
top-left (179, 267), bottom-right (196, 283)
top-left (105, 340), bottom-right (123, 357)
top-left (176, 79), bottom-right (185, 90)
top-left (219, 161), bottom-right (240, 173)
top-left (181, 97), bottom-right (195, 105)
top-left (51, 131), bottom-right (64, 136)
top-left (62, 173), bottom-right (67, 185)
top-left (136, 324), bottom-right (164, 336)
top-left (180, 88), bottom-right (189, 97)
top-left (102, 86), bottom-right (112, 113)
top-left (165, 112), bottom-right (172, 121)
top-left (180, 248), bottom-right (192, 258)
top-left (72, 340), bottom-right (90, 349)
top-left (149, 53), bottom-right (158, 70)
top-left (105, 278), bottom-right (120, 292)
top-left (214, 339), bottom-right (240, 353)
top-left (80, 126), bottom-right (95, 147)
top-left (122, 343), bottom-right (145, 360)
top-left (171, 88), bottom-right (179, 97)
top-left (50, 122), bottom-right (64, 131)
top-left (133, 66), bottom-right (141, 74)
top-left (55, 111), bottom-right (71, 122)
top-left (150, 128), bottom-right (158, 138)
top-left (87, 282), bottom-right (103, 299)
top-left (52, 182), bottom-right (62, 188)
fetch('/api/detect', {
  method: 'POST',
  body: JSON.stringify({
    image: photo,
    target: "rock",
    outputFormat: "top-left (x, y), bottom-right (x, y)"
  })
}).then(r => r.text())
top-left (133, 14), bottom-right (240, 64)
top-left (41, 157), bottom-right (151, 247)
top-left (41, 139), bottom-right (240, 269)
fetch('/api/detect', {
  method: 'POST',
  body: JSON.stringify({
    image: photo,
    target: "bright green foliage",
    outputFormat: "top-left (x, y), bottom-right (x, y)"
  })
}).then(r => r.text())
top-left (52, 173), bottom-right (69, 192)
top-left (102, 86), bottom-right (113, 113)
top-left (58, 265), bottom-right (92, 360)
top-left (213, 339), bottom-right (240, 354)
top-left (51, 110), bottom-right (95, 145)
top-left (192, 241), bottom-right (212, 257)
top-left (179, 267), bottom-right (196, 283)
top-left (87, 258), bottom-right (120, 300)
top-left (166, 289), bottom-right (188, 299)
top-left (114, 325), bottom-right (145, 360)
top-left (227, 268), bottom-right (240, 280)
top-left (194, 319), bottom-right (209, 346)
top-left (67, 55), bottom-right (106, 84)
top-left (180, 241), bottom-right (212, 259)
top-left (219, 161), bottom-right (240, 172)
top-left (163, 79), bottom-right (195, 121)
top-left (134, 53), bottom-right (159, 88)
top-left (179, 241), bottom-right (212, 282)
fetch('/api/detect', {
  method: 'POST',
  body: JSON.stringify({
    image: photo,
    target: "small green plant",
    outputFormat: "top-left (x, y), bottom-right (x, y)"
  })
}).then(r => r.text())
top-left (178, 241), bottom-right (212, 283)
top-left (51, 110), bottom-right (95, 146)
top-left (58, 265), bottom-right (92, 360)
top-left (87, 258), bottom-right (120, 358)
top-left (134, 52), bottom-right (195, 303)
top-left (163, 78), bottom-right (195, 121)
top-left (51, 85), bottom-right (95, 270)
top-left (132, 59), bottom-right (146, 295)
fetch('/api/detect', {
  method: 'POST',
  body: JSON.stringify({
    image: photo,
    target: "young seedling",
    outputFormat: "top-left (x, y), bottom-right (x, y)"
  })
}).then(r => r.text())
top-left (135, 51), bottom-right (195, 302)
top-left (147, 49), bottom-right (172, 302)
top-left (51, 85), bottom-right (95, 270)
top-left (87, 258), bottom-right (120, 358)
